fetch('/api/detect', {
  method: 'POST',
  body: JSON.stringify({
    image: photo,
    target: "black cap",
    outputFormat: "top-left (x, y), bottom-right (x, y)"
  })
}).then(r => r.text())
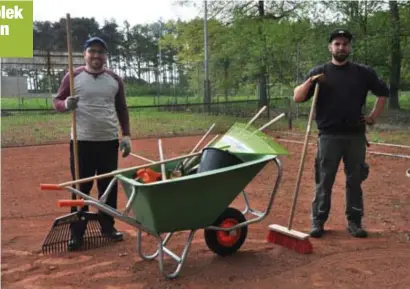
top-left (84, 36), bottom-right (107, 50)
top-left (329, 29), bottom-right (353, 43)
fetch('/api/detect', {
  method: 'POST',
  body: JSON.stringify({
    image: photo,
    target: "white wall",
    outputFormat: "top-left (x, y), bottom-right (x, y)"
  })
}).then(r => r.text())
top-left (0, 75), bottom-right (28, 97)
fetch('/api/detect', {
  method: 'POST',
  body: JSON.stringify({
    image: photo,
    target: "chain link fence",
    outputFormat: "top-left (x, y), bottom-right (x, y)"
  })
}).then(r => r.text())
top-left (1, 42), bottom-right (409, 148)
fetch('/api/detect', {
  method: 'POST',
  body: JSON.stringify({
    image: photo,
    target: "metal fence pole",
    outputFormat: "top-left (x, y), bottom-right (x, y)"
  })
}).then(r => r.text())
top-left (203, 0), bottom-right (211, 113)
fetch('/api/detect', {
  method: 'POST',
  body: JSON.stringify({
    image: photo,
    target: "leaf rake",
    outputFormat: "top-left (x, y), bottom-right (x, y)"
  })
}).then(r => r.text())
top-left (41, 201), bottom-right (119, 254)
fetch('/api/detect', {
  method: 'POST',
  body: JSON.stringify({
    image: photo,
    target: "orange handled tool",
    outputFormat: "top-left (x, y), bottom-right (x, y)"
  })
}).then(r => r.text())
top-left (57, 199), bottom-right (86, 208)
top-left (40, 184), bottom-right (65, 190)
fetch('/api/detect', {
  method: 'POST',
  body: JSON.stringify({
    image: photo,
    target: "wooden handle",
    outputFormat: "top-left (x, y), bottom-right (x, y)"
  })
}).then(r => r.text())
top-left (179, 123), bottom-right (215, 169)
top-left (130, 153), bottom-right (154, 163)
top-left (257, 113), bottom-right (286, 132)
top-left (39, 150), bottom-right (204, 189)
top-left (287, 82), bottom-right (320, 230)
top-left (66, 13), bottom-right (80, 191)
top-left (158, 139), bottom-right (167, 180)
top-left (244, 105), bottom-right (266, 130)
top-left (189, 123), bottom-right (215, 154)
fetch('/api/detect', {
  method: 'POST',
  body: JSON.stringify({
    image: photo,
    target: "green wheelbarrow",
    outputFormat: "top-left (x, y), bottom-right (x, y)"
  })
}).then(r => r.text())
top-left (40, 148), bottom-right (284, 279)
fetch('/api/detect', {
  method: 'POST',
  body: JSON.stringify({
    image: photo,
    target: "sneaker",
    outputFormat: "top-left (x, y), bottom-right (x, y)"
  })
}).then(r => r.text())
top-left (309, 223), bottom-right (324, 238)
top-left (347, 222), bottom-right (368, 238)
top-left (102, 227), bottom-right (124, 242)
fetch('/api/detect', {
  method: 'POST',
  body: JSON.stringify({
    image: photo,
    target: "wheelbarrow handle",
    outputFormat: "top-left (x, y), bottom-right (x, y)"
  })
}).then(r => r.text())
top-left (40, 184), bottom-right (65, 190)
top-left (57, 199), bottom-right (87, 207)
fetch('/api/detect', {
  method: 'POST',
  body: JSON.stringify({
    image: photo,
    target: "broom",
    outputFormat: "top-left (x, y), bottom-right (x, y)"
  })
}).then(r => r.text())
top-left (41, 14), bottom-right (116, 254)
top-left (266, 81), bottom-right (321, 254)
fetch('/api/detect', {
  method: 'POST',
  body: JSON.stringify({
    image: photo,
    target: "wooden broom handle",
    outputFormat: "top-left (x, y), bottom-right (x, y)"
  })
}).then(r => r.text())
top-left (287, 82), bottom-right (320, 230)
top-left (66, 14), bottom-right (80, 190)
top-left (40, 151), bottom-right (204, 190)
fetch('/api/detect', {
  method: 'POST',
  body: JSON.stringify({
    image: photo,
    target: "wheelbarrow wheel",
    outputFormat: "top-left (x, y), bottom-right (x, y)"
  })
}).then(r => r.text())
top-left (204, 207), bottom-right (247, 257)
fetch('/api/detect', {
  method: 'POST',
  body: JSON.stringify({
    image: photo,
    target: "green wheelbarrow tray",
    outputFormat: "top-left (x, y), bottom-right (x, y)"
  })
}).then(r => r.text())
top-left (61, 152), bottom-right (284, 279)
top-left (118, 153), bottom-right (277, 234)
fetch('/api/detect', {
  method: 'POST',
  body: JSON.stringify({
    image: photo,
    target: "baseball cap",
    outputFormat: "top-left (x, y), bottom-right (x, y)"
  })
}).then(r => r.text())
top-left (84, 36), bottom-right (107, 50)
top-left (329, 29), bottom-right (353, 43)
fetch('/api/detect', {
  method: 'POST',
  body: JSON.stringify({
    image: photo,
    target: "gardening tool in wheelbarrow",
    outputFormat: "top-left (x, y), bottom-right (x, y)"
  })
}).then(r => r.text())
top-left (177, 105), bottom-right (272, 175)
top-left (40, 14), bottom-right (116, 254)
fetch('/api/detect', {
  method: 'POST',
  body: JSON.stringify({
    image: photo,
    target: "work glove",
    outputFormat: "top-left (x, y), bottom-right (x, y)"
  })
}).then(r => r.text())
top-left (119, 136), bottom-right (132, 157)
top-left (65, 95), bottom-right (79, 110)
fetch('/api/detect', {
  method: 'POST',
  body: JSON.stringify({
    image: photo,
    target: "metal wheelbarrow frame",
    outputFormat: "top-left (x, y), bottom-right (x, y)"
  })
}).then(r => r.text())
top-left (49, 152), bottom-right (283, 279)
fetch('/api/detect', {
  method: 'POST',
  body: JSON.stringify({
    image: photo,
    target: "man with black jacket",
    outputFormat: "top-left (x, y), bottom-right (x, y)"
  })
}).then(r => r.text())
top-left (293, 29), bottom-right (389, 238)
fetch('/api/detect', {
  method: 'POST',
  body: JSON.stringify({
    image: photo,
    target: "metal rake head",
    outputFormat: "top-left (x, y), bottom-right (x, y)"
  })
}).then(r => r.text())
top-left (41, 211), bottom-right (117, 254)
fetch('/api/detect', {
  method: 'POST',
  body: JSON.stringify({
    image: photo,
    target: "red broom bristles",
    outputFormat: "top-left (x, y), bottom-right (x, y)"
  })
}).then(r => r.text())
top-left (267, 231), bottom-right (313, 254)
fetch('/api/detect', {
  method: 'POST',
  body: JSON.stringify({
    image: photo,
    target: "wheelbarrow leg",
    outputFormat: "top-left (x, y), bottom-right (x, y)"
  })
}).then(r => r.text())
top-left (136, 229), bottom-right (197, 279)
top-left (241, 190), bottom-right (265, 218)
top-left (241, 190), bottom-right (250, 215)
top-left (136, 230), bottom-right (173, 260)
top-left (136, 228), bottom-right (196, 279)
top-left (157, 230), bottom-right (197, 279)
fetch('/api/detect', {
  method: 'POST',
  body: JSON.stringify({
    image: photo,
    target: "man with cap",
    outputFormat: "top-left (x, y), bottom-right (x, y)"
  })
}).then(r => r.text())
top-left (53, 36), bottom-right (132, 249)
top-left (292, 29), bottom-right (389, 238)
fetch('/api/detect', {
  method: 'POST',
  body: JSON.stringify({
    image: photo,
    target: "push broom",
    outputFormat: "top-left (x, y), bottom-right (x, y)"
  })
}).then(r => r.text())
top-left (266, 81), bottom-right (321, 254)
top-left (41, 13), bottom-right (116, 254)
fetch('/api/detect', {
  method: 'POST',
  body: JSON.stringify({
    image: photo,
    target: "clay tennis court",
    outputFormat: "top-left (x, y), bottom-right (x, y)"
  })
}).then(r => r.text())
top-left (2, 135), bottom-right (410, 289)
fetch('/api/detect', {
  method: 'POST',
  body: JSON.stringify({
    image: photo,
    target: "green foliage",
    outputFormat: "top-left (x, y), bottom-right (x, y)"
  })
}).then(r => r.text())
top-left (23, 0), bottom-right (410, 109)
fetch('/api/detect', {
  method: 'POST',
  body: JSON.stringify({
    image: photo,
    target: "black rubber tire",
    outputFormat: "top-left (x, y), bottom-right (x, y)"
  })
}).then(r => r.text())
top-left (204, 207), bottom-right (248, 257)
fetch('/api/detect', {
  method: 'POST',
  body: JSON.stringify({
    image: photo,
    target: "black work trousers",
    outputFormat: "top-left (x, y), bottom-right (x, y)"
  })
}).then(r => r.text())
top-left (312, 133), bottom-right (367, 226)
top-left (69, 139), bottom-right (119, 226)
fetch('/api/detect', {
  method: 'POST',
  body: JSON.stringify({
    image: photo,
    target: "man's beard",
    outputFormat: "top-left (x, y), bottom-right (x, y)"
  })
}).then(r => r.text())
top-left (333, 52), bottom-right (350, 62)
top-left (90, 58), bottom-right (104, 69)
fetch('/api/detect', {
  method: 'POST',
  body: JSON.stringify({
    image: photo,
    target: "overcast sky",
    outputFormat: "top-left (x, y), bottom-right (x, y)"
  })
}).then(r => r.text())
top-left (33, 0), bottom-right (201, 26)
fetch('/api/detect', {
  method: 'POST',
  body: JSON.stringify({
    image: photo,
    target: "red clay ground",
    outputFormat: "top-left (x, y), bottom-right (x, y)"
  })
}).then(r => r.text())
top-left (2, 135), bottom-right (410, 289)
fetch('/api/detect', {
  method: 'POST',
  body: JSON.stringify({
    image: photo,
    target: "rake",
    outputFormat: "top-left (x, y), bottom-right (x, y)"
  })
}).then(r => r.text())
top-left (41, 201), bottom-right (117, 254)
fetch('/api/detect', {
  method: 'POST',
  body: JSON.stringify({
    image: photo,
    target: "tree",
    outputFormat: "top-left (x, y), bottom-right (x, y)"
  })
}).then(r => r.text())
top-left (389, 0), bottom-right (401, 109)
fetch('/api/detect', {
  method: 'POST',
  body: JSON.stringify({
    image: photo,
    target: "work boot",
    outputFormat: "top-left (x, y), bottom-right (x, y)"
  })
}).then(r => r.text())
top-left (102, 226), bottom-right (124, 242)
top-left (309, 222), bottom-right (324, 238)
top-left (347, 221), bottom-right (368, 238)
